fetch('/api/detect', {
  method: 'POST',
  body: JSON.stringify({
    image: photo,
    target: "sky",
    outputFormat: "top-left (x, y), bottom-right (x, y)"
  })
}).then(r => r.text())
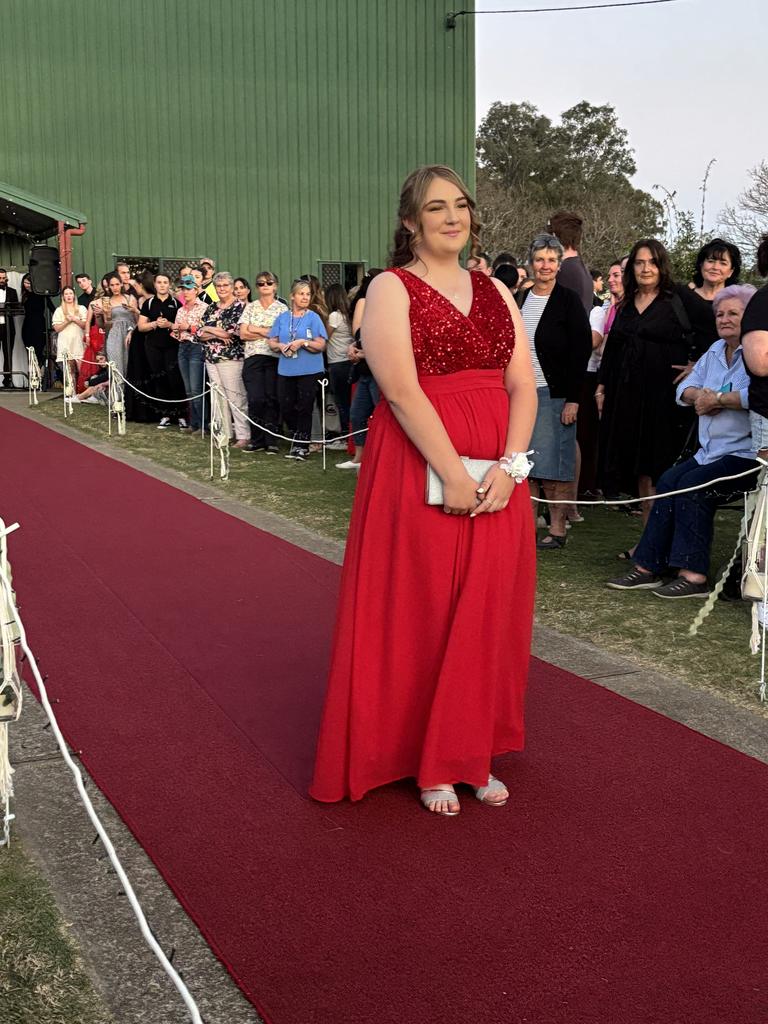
top-left (475, 0), bottom-right (766, 237)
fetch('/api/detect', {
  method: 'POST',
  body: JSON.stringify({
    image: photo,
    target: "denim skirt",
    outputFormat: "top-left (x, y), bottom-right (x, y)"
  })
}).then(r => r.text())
top-left (529, 386), bottom-right (577, 481)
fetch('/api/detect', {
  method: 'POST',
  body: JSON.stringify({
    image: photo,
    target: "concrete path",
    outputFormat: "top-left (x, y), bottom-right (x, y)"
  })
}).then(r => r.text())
top-left (4, 391), bottom-right (767, 1024)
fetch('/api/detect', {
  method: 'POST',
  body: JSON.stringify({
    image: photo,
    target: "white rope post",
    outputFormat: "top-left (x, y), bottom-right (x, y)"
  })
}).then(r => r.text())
top-left (61, 351), bottom-right (73, 418)
top-left (111, 367), bottom-right (126, 437)
top-left (26, 347), bottom-right (41, 406)
top-left (107, 362), bottom-right (113, 437)
top-left (0, 519), bottom-right (22, 849)
top-left (209, 383), bottom-right (230, 481)
top-left (209, 396), bottom-right (214, 478)
top-left (320, 377), bottom-right (328, 472)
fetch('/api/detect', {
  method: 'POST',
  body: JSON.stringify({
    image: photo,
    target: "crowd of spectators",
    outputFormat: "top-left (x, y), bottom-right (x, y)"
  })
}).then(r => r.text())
top-left (472, 217), bottom-right (768, 599)
top-left (4, 218), bottom-right (768, 599)
top-left (38, 259), bottom-right (364, 461)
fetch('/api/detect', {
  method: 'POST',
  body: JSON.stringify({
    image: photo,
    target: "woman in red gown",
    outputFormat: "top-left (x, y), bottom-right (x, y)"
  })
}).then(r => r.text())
top-left (79, 280), bottom-right (108, 393)
top-left (310, 166), bottom-right (538, 816)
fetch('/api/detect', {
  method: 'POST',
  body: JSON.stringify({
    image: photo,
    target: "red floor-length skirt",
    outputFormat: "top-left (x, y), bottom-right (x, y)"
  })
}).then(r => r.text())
top-left (310, 369), bottom-right (536, 802)
top-left (77, 325), bottom-right (106, 393)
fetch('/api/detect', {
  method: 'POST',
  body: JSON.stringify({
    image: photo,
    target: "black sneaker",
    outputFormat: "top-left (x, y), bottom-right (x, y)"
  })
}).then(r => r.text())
top-left (653, 577), bottom-right (710, 600)
top-left (265, 444), bottom-right (279, 455)
top-left (243, 442), bottom-right (262, 453)
top-left (606, 568), bottom-right (663, 590)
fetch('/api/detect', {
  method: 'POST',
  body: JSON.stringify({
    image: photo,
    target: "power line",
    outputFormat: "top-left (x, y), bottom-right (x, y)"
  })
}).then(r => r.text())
top-left (446, 0), bottom-right (682, 28)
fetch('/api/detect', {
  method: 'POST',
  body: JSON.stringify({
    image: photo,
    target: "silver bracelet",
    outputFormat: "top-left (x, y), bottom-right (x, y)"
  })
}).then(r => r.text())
top-left (498, 450), bottom-right (534, 483)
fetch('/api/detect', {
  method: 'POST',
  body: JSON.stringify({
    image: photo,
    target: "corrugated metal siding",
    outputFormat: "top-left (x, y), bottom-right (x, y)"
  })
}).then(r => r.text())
top-left (2, 0), bottom-right (474, 285)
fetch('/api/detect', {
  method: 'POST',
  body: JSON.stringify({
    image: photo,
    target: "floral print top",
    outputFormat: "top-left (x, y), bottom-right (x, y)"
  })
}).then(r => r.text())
top-left (238, 299), bottom-right (288, 358)
top-left (173, 298), bottom-right (208, 344)
top-left (199, 300), bottom-right (245, 363)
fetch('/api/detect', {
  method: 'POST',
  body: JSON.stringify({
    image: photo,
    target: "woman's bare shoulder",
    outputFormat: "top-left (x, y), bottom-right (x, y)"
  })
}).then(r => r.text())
top-left (367, 270), bottom-right (409, 305)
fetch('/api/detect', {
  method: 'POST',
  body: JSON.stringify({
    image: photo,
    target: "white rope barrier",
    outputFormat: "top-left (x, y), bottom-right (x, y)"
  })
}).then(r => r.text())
top-left (74, 354), bottom-right (366, 446)
top-left (530, 463), bottom-right (764, 507)
top-left (32, 359), bottom-right (768, 691)
top-left (43, 360), bottom-right (768, 507)
top-left (26, 347), bottom-right (42, 406)
top-left (0, 518), bottom-right (203, 1023)
top-left (100, 362), bottom-right (365, 446)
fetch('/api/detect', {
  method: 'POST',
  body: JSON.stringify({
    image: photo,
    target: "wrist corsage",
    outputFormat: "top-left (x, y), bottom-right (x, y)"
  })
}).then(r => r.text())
top-left (498, 450), bottom-right (534, 483)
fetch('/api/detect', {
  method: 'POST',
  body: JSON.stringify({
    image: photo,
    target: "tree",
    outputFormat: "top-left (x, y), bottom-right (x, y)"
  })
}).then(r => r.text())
top-left (719, 161), bottom-right (768, 263)
top-left (665, 210), bottom-right (701, 284)
top-left (475, 100), bottom-right (663, 273)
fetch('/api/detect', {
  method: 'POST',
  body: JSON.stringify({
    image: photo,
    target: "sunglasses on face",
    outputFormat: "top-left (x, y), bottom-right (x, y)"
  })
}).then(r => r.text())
top-left (257, 280), bottom-right (274, 286)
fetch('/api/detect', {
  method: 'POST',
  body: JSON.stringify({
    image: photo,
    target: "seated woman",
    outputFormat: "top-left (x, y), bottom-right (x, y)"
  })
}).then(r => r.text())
top-left (607, 283), bottom-right (758, 599)
top-left (71, 351), bottom-right (110, 403)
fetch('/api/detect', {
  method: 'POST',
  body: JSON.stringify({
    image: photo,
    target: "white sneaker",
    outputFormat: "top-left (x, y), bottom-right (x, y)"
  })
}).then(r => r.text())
top-left (178, 418), bottom-right (190, 431)
top-left (336, 460), bottom-right (361, 471)
top-left (326, 440), bottom-right (348, 451)
top-left (157, 417), bottom-right (171, 429)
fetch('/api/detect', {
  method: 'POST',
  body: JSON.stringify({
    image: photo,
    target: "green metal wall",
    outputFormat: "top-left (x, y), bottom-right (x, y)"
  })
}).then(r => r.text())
top-left (2, 0), bottom-right (474, 286)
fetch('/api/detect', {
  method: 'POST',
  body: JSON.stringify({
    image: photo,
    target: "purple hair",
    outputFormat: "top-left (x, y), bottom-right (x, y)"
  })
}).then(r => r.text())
top-left (712, 283), bottom-right (756, 312)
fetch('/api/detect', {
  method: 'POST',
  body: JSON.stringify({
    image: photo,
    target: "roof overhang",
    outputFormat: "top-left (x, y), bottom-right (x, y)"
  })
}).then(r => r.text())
top-left (0, 180), bottom-right (87, 241)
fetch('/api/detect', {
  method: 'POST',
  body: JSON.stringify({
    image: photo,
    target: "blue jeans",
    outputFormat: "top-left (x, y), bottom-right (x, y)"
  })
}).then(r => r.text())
top-left (177, 342), bottom-right (207, 430)
top-left (350, 374), bottom-right (380, 447)
top-left (634, 455), bottom-right (757, 577)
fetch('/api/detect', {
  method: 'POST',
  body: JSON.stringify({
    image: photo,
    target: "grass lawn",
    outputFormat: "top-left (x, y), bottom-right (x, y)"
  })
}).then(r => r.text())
top-left (0, 841), bottom-right (112, 1023)
top-left (37, 397), bottom-right (767, 709)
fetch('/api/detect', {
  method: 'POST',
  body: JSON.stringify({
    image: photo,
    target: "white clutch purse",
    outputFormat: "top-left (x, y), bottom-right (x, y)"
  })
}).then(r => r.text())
top-left (425, 457), bottom-right (497, 506)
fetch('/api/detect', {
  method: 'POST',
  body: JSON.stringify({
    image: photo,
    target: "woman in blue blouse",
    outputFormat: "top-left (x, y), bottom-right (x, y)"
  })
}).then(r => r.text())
top-left (269, 279), bottom-right (327, 460)
top-left (607, 283), bottom-right (758, 599)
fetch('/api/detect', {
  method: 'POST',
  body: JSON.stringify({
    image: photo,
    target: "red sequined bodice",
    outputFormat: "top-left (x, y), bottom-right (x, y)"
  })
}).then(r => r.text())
top-left (388, 268), bottom-right (516, 375)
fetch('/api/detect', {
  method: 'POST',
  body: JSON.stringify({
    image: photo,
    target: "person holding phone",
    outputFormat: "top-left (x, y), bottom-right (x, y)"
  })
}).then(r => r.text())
top-left (607, 284), bottom-right (758, 600)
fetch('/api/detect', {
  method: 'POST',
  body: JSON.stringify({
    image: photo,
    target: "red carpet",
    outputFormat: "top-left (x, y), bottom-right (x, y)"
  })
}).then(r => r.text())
top-left (3, 406), bottom-right (768, 1024)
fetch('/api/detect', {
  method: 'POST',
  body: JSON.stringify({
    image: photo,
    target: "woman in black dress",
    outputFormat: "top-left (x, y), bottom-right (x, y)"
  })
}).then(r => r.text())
top-left (20, 273), bottom-right (54, 369)
top-left (676, 239), bottom-right (741, 366)
top-left (124, 271), bottom-right (158, 423)
top-left (598, 239), bottom-right (689, 522)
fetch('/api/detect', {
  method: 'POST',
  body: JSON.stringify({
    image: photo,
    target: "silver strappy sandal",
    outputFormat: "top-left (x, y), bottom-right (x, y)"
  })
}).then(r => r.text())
top-left (474, 775), bottom-right (509, 807)
top-left (420, 787), bottom-right (461, 816)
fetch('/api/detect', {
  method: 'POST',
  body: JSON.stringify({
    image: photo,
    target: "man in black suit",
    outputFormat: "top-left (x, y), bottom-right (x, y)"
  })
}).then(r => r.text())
top-left (0, 268), bottom-right (19, 388)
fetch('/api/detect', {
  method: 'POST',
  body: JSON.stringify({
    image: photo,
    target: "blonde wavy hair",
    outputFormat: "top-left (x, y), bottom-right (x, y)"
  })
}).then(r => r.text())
top-left (388, 165), bottom-right (481, 269)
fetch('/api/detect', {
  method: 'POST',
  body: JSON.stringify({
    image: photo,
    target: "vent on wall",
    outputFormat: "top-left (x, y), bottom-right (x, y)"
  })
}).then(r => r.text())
top-left (318, 261), bottom-right (366, 292)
